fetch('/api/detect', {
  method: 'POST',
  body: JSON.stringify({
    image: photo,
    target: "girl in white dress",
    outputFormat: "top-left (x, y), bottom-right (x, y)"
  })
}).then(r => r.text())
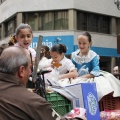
top-left (51, 44), bottom-right (78, 79)
top-left (14, 23), bottom-right (36, 88)
top-left (40, 44), bottom-right (78, 80)
top-left (15, 23), bottom-right (36, 62)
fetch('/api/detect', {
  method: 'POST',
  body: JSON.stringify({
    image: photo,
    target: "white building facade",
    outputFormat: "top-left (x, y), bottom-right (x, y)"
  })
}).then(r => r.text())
top-left (0, 0), bottom-right (120, 72)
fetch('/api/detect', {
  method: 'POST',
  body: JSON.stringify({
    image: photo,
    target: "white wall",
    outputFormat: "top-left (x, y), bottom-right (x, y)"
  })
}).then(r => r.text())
top-left (0, 0), bottom-right (74, 23)
top-left (74, 0), bottom-right (120, 17)
top-left (0, 0), bottom-right (120, 23)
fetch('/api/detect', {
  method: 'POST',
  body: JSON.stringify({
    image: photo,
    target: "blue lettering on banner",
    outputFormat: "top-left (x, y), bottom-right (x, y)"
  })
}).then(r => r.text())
top-left (87, 92), bottom-right (97, 115)
top-left (30, 35), bottom-right (74, 54)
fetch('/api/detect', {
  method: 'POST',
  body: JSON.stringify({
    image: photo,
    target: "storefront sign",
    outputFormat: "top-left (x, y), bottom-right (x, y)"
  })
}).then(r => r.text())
top-left (30, 35), bottom-right (74, 54)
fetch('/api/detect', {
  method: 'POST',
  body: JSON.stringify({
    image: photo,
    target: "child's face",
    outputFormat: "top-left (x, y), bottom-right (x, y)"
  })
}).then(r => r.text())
top-left (77, 35), bottom-right (91, 54)
top-left (50, 51), bottom-right (63, 63)
top-left (16, 28), bottom-right (33, 49)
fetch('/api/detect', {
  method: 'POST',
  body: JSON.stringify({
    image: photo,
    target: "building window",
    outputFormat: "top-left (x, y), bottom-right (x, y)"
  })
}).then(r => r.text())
top-left (24, 13), bottom-right (38, 31)
top-left (77, 11), bottom-right (110, 34)
top-left (77, 12), bottom-right (87, 30)
top-left (91, 14), bottom-right (99, 32)
top-left (116, 18), bottom-right (120, 34)
top-left (5, 17), bottom-right (16, 37)
top-left (38, 12), bottom-right (53, 30)
top-left (24, 10), bottom-right (68, 31)
top-left (54, 11), bottom-right (68, 30)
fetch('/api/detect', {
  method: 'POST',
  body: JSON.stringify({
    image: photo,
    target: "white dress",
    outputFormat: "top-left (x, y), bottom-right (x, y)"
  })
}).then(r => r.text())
top-left (53, 56), bottom-right (76, 75)
top-left (38, 57), bottom-right (49, 70)
top-left (38, 56), bottom-right (77, 85)
top-left (38, 56), bottom-right (76, 74)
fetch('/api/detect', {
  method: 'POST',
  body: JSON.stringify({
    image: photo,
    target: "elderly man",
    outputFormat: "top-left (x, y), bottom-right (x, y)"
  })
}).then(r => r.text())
top-left (0, 46), bottom-right (62, 120)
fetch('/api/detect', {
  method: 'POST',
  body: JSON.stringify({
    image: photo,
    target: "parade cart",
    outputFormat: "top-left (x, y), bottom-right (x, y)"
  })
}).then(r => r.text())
top-left (32, 35), bottom-right (120, 120)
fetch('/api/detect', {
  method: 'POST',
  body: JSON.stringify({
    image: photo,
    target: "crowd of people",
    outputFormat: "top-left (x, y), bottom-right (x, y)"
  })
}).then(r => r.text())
top-left (0, 23), bottom-right (119, 120)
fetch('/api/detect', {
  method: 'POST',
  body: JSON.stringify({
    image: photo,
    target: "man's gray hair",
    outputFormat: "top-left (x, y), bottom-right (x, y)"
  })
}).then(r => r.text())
top-left (0, 46), bottom-right (30, 75)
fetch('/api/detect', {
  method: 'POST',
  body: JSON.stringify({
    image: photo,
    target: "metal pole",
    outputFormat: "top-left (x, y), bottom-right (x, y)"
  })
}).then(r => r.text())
top-left (32, 35), bottom-right (43, 83)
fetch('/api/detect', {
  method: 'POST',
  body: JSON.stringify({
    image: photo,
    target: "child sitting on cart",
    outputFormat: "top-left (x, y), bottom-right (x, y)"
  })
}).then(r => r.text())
top-left (38, 44), bottom-right (78, 82)
top-left (71, 32), bottom-right (120, 101)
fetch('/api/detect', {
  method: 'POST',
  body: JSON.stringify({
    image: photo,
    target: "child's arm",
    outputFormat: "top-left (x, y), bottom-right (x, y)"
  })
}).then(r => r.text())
top-left (59, 59), bottom-right (78, 79)
top-left (59, 69), bottom-right (78, 79)
top-left (80, 73), bottom-right (94, 78)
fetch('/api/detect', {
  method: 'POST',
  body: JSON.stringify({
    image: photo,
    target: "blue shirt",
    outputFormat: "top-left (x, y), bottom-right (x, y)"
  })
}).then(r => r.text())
top-left (72, 49), bottom-right (100, 77)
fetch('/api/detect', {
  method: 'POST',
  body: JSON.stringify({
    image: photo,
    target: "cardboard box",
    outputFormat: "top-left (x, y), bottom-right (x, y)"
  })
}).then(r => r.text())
top-left (52, 82), bottom-right (100, 120)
